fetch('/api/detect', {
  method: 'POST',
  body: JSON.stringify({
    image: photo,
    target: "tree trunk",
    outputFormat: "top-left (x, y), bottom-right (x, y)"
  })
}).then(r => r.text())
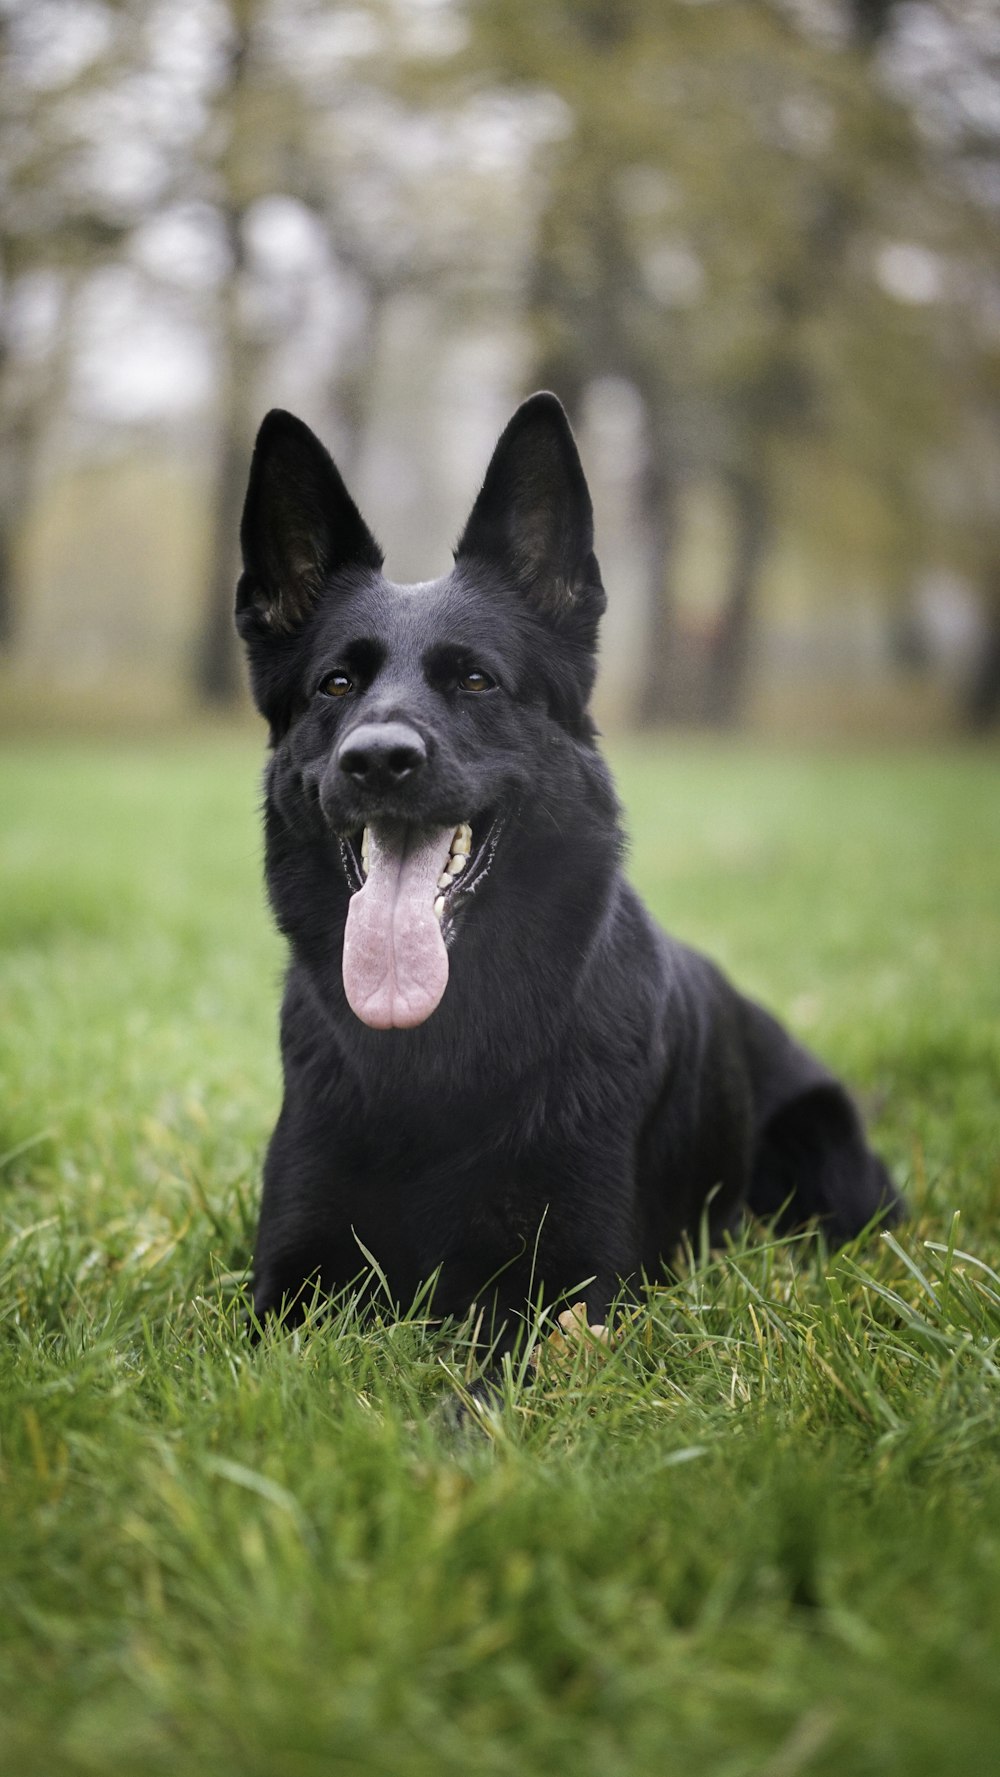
top-left (635, 403), bottom-right (682, 727)
top-left (849, 0), bottom-right (898, 46)
top-left (964, 569), bottom-right (1000, 732)
top-left (0, 390), bottom-right (24, 649)
top-left (0, 406), bottom-right (37, 649)
top-left (195, 204), bottom-right (258, 706)
top-left (0, 264), bottom-right (78, 653)
top-left (194, 2), bottom-right (260, 707)
top-left (325, 273), bottom-right (388, 480)
top-left (703, 469), bottom-right (772, 728)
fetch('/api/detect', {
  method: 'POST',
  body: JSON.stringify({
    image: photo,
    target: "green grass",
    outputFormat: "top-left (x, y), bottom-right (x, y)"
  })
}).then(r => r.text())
top-left (2, 735), bottom-right (999, 1777)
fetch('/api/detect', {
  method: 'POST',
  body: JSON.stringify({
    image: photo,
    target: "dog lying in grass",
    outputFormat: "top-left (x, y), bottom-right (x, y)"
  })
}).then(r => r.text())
top-left (235, 392), bottom-right (901, 1351)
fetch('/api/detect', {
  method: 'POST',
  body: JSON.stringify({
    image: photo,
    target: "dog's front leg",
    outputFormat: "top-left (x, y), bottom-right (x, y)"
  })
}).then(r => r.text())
top-left (444, 1265), bottom-right (617, 1426)
top-left (248, 1095), bottom-right (356, 1328)
top-left (462, 1251), bottom-right (621, 1370)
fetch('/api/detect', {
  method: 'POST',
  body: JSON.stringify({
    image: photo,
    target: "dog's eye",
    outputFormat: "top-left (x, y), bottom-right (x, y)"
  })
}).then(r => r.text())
top-left (320, 672), bottom-right (354, 698)
top-left (457, 669), bottom-right (496, 693)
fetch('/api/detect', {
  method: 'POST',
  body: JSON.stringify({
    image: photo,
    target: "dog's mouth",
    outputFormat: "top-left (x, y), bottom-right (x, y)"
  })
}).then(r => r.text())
top-left (338, 815), bottom-right (502, 1030)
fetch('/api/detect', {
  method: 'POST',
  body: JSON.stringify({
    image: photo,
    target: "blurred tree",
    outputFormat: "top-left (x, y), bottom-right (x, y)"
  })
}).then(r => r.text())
top-left (197, 0), bottom-right (542, 698)
top-left (196, 0), bottom-right (273, 705)
top-left (463, 0), bottom-right (950, 725)
top-left (2, 0), bottom-right (995, 734)
top-left (849, 0), bottom-right (897, 47)
top-left (859, 0), bottom-right (1000, 725)
top-left (0, 0), bottom-right (248, 698)
top-left (0, 0), bottom-right (136, 648)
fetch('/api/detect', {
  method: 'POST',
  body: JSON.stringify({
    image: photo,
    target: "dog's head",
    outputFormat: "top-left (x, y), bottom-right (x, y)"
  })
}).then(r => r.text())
top-left (236, 393), bottom-right (608, 1031)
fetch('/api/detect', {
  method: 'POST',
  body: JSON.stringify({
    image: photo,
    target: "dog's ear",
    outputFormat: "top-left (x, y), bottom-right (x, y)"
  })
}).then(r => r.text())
top-left (236, 410), bottom-right (382, 637)
top-left (455, 392), bottom-right (604, 630)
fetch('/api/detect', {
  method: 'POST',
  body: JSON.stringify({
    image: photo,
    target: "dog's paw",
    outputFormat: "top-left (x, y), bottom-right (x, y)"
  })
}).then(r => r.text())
top-left (432, 1367), bottom-right (508, 1440)
top-left (529, 1301), bottom-right (615, 1376)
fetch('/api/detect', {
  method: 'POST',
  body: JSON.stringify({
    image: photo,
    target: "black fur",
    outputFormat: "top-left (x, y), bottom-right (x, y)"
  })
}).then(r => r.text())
top-left (236, 392), bottom-right (901, 1346)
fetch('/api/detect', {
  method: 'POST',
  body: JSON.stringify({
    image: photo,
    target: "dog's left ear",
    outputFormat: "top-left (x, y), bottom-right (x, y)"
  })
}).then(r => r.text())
top-left (237, 409), bottom-right (383, 638)
top-left (455, 393), bottom-right (605, 635)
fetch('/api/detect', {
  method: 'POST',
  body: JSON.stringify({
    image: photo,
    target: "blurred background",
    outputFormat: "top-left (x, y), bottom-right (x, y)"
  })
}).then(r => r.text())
top-left (1, 0), bottom-right (999, 738)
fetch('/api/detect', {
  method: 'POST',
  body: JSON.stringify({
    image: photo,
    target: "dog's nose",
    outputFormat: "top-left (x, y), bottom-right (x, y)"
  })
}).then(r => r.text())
top-left (337, 722), bottom-right (427, 790)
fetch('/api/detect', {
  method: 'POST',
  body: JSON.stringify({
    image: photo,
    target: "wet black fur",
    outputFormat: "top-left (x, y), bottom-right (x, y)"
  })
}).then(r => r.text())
top-left (236, 393), bottom-right (901, 1346)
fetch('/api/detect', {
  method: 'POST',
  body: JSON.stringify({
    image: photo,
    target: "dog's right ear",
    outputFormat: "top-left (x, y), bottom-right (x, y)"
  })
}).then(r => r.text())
top-left (455, 392), bottom-right (600, 624)
top-left (236, 410), bottom-right (382, 638)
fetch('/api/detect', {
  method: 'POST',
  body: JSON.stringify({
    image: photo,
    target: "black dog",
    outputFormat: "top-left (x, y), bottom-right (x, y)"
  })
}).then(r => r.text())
top-left (236, 392), bottom-right (900, 1346)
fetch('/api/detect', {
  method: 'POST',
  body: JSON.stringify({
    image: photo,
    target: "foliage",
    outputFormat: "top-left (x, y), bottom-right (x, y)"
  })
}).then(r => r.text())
top-left (1, 736), bottom-right (998, 1773)
top-left (2, 2), bottom-right (1000, 722)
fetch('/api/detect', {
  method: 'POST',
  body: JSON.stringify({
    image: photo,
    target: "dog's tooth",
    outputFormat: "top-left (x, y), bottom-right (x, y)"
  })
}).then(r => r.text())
top-left (433, 895), bottom-right (445, 921)
top-left (446, 853), bottom-right (466, 876)
top-left (437, 872), bottom-right (451, 890)
top-left (452, 825), bottom-right (472, 854)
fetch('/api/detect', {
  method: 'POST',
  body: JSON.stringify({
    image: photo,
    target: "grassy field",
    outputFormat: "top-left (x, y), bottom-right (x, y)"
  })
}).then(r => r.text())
top-left (1, 735), bottom-right (999, 1777)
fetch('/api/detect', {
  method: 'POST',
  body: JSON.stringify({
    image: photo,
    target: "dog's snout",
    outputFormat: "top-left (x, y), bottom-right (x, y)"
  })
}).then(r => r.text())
top-left (337, 722), bottom-right (427, 790)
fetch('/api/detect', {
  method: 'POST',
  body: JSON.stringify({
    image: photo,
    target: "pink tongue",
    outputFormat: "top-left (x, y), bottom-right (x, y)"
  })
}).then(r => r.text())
top-left (342, 823), bottom-right (455, 1029)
